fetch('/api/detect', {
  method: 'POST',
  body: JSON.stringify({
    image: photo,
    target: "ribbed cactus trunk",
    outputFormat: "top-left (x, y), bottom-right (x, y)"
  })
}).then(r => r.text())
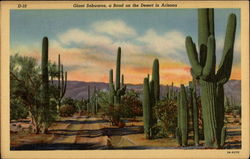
top-left (180, 85), bottom-right (188, 146)
top-left (192, 81), bottom-right (199, 146)
top-left (41, 37), bottom-right (49, 133)
top-left (176, 92), bottom-right (182, 146)
top-left (185, 9), bottom-right (236, 148)
top-left (115, 47), bottom-right (121, 104)
top-left (109, 69), bottom-right (115, 105)
top-left (143, 77), bottom-right (153, 139)
top-left (152, 59), bottom-right (160, 103)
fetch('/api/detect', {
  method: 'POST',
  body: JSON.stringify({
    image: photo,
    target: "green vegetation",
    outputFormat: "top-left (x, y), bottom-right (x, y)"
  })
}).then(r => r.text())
top-left (185, 9), bottom-right (236, 148)
top-left (109, 47), bottom-right (126, 105)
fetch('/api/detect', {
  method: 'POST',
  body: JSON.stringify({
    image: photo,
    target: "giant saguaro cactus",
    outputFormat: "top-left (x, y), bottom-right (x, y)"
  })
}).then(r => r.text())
top-left (151, 59), bottom-right (160, 103)
top-left (185, 9), bottom-right (236, 148)
top-left (176, 85), bottom-right (188, 146)
top-left (143, 77), bottom-right (153, 139)
top-left (41, 37), bottom-right (49, 133)
top-left (57, 55), bottom-right (67, 109)
top-left (109, 47), bottom-right (126, 105)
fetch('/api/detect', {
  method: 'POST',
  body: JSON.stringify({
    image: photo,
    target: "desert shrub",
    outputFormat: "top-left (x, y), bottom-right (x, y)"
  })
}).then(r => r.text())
top-left (59, 105), bottom-right (76, 117)
top-left (103, 104), bottom-right (120, 126)
top-left (10, 97), bottom-right (29, 120)
top-left (120, 90), bottom-right (143, 118)
top-left (154, 98), bottom-right (177, 137)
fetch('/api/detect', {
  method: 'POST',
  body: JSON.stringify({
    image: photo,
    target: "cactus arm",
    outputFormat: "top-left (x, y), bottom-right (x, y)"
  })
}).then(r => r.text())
top-left (61, 65), bottom-right (64, 95)
top-left (198, 9), bottom-right (209, 47)
top-left (121, 74), bottom-right (124, 86)
top-left (208, 9), bottom-right (215, 36)
top-left (185, 37), bottom-right (202, 77)
top-left (216, 14), bottom-right (237, 84)
top-left (62, 72), bottom-right (67, 96)
top-left (202, 35), bottom-right (216, 80)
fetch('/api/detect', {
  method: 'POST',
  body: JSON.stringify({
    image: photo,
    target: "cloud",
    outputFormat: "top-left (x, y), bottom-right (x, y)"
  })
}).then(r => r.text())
top-left (137, 29), bottom-right (186, 61)
top-left (58, 28), bottom-right (113, 51)
top-left (11, 18), bottom-right (241, 84)
top-left (92, 20), bottom-right (137, 38)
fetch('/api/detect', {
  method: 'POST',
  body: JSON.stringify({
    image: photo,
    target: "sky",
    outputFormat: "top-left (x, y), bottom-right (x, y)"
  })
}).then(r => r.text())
top-left (10, 9), bottom-right (241, 85)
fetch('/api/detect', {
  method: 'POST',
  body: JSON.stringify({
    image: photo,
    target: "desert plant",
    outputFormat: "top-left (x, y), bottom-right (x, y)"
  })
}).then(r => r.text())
top-left (154, 98), bottom-right (177, 137)
top-left (109, 47), bottom-right (126, 105)
top-left (59, 105), bottom-right (76, 117)
top-left (185, 9), bottom-right (236, 148)
top-left (143, 77), bottom-right (153, 139)
top-left (176, 84), bottom-right (188, 146)
top-left (50, 54), bottom-right (67, 112)
top-left (189, 81), bottom-right (199, 146)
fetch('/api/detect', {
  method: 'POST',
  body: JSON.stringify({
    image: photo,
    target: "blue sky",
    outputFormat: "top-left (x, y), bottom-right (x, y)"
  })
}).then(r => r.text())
top-left (10, 9), bottom-right (241, 84)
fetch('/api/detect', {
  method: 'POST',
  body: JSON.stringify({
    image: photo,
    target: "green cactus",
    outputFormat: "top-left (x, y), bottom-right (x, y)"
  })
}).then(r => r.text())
top-left (41, 37), bottom-right (49, 133)
top-left (109, 69), bottom-right (115, 105)
top-left (176, 92), bottom-right (182, 146)
top-left (54, 54), bottom-right (67, 112)
top-left (176, 86), bottom-right (188, 146)
top-left (87, 85), bottom-right (90, 113)
top-left (151, 58), bottom-right (160, 103)
top-left (109, 47), bottom-right (126, 105)
top-left (220, 126), bottom-right (226, 147)
top-left (185, 9), bottom-right (236, 148)
top-left (143, 77), bottom-right (153, 139)
top-left (189, 80), bottom-right (199, 146)
top-left (180, 84), bottom-right (188, 146)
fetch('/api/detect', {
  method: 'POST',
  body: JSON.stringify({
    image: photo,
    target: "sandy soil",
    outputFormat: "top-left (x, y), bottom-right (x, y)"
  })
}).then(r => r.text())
top-left (10, 113), bottom-right (241, 150)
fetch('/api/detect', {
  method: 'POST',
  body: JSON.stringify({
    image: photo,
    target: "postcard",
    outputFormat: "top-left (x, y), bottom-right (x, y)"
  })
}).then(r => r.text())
top-left (1, 0), bottom-right (249, 158)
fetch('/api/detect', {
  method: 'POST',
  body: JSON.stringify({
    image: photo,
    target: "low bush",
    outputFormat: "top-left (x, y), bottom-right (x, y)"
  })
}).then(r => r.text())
top-left (59, 105), bottom-right (76, 117)
top-left (154, 99), bottom-right (177, 137)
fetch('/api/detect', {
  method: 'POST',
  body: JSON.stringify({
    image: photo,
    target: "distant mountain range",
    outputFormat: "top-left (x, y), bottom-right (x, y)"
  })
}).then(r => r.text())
top-left (64, 80), bottom-right (241, 103)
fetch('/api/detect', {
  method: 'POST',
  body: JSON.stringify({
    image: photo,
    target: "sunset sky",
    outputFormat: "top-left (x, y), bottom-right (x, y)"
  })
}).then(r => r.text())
top-left (10, 9), bottom-right (241, 85)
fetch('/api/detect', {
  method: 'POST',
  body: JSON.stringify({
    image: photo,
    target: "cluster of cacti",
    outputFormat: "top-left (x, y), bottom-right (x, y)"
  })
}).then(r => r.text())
top-left (176, 85), bottom-right (188, 146)
top-left (91, 86), bottom-right (99, 114)
top-left (87, 85), bottom-right (90, 113)
top-left (142, 58), bottom-right (160, 139)
top-left (166, 82), bottom-right (178, 101)
top-left (176, 81), bottom-right (200, 146)
top-left (109, 47), bottom-right (126, 105)
top-left (86, 85), bottom-right (99, 114)
top-left (51, 54), bottom-right (67, 112)
top-left (185, 8), bottom-right (236, 148)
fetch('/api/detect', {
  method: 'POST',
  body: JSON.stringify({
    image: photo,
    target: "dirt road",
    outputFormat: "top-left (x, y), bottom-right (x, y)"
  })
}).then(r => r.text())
top-left (11, 116), bottom-right (110, 150)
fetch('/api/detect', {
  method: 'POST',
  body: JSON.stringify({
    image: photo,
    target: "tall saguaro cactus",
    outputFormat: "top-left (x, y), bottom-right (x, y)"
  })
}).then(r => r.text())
top-left (143, 77), bottom-right (153, 139)
top-left (41, 37), bottom-right (49, 133)
top-left (185, 9), bottom-right (236, 148)
top-left (176, 85), bottom-right (188, 146)
top-left (109, 47), bottom-right (126, 105)
top-left (55, 54), bottom-right (67, 111)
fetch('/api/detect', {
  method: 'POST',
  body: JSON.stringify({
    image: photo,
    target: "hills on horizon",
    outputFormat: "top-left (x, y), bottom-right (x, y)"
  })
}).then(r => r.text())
top-left (64, 80), bottom-right (241, 104)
